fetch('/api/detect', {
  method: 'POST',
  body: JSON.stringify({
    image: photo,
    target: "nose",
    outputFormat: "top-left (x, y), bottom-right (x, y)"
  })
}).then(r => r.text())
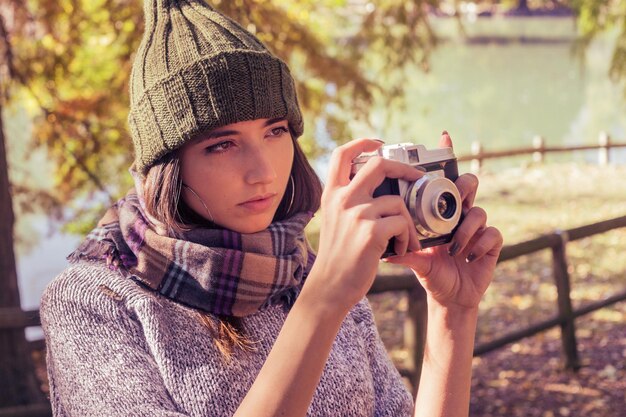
top-left (244, 147), bottom-right (277, 185)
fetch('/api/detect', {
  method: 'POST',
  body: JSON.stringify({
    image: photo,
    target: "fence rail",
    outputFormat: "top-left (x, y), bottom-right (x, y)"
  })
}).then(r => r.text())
top-left (0, 309), bottom-right (40, 330)
top-left (1, 216), bottom-right (625, 412)
top-left (457, 133), bottom-right (626, 172)
top-left (0, 405), bottom-right (52, 417)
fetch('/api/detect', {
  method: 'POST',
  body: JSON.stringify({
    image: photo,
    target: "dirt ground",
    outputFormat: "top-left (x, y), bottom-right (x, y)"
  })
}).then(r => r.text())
top-left (368, 291), bottom-right (626, 417)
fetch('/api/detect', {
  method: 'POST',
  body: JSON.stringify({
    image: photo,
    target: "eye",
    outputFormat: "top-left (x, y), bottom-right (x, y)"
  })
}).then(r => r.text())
top-left (268, 126), bottom-right (289, 137)
top-left (205, 140), bottom-right (234, 154)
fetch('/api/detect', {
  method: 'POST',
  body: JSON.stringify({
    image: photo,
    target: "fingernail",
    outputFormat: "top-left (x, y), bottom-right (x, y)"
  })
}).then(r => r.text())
top-left (448, 242), bottom-right (460, 256)
top-left (441, 130), bottom-right (449, 136)
top-left (466, 253), bottom-right (477, 263)
top-left (415, 166), bottom-right (427, 172)
top-left (373, 139), bottom-right (385, 144)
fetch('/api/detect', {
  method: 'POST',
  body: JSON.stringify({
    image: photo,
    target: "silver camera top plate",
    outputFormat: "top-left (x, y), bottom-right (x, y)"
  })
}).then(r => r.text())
top-left (380, 143), bottom-right (455, 166)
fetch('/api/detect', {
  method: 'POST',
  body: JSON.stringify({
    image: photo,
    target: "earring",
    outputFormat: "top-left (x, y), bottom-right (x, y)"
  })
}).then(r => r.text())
top-left (287, 175), bottom-right (295, 213)
top-left (182, 183), bottom-right (214, 222)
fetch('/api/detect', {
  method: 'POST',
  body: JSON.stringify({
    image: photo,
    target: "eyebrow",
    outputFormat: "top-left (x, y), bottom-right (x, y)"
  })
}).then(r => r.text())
top-left (196, 117), bottom-right (287, 143)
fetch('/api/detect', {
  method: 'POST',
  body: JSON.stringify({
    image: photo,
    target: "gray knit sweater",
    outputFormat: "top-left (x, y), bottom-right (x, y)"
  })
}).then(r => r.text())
top-left (40, 261), bottom-right (414, 416)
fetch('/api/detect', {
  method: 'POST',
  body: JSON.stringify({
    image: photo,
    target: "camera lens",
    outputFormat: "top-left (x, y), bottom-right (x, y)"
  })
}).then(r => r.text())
top-left (437, 192), bottom-right (457, 219)
top-left (406, 173), bottom-right (462, 238)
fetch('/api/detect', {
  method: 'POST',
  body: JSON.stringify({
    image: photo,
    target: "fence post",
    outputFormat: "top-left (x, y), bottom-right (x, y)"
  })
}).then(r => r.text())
top-left (470, 141), bottom-right (482, 174)
top-left (405, 285), bottom-right (427, 396)
top-left (598, 131), bottom-right (610, 165)
top-left (551, 230), bottom-right (581, 371)
top-left (533, 135), bottom-right (545, 164)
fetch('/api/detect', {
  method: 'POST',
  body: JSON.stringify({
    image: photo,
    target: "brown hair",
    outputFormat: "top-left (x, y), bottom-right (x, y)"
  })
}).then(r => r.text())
top-left (141, 134), bottom-right (323, 357)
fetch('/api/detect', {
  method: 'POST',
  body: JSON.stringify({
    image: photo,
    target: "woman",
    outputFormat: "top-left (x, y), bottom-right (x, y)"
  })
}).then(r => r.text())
top-left (41, 1), bottom-right (503, 416)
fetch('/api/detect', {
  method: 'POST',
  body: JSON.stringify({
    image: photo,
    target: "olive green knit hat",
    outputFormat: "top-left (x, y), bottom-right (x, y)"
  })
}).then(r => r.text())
top-left (128, 0), bottom-right (304, 174)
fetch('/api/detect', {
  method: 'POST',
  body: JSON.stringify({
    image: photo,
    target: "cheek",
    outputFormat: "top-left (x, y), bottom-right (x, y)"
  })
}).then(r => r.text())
top-left (185, 167), bottom-right (228, 198)
top-left (277, 141), bottom-right (295, 176)
top-left (180, 155), bottom-right (228, 204)
top-left (179, 150), bottom-right (200, 184)
top-left (181, 167), bottom-right (236, 221)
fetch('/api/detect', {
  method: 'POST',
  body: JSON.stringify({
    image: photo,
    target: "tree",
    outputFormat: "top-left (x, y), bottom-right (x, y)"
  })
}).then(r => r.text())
top-left (0, 104), bottom-right (45, 407)
top-left (572, 0), bottom-right (626, 92)
top-left (0, 12), bottom-right (46, 408)
top-left (2, 0), bottom-right (438, 236)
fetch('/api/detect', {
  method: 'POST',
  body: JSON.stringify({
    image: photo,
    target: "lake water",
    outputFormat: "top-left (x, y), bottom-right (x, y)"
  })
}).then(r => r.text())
top-left (9, 17), bottom-right (626, 336)
top-left (356, 17), bottom-right (626, 166)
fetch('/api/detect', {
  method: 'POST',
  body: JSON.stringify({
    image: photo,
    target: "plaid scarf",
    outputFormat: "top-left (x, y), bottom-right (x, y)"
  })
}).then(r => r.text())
top-left (68, 188), bottom-right (315, 317)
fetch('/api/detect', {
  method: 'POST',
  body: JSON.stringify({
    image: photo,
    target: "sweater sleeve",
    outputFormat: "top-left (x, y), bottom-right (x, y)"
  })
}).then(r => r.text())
top-left (351, 297), bottom-right (414, 417)
top-left (40, 265), bottom-right (189, 417)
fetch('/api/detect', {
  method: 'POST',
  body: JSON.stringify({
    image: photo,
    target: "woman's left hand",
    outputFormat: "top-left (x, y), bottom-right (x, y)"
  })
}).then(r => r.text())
top-left (385, 132), bottom-right (503, 311)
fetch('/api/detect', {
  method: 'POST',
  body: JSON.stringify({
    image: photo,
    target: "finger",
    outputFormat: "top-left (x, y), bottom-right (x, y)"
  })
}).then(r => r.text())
top-left (463, 227), bottom-right (503, 263)
top-left (384, 248), bottom-right (434, 279)
top-left (439, 130), bottom-right (453, 149)
top-left (361, 195), bottom-right (421, 251)
top-left (455, 173), bottom-right (479, 210)
top-left (327, 138), bottom-right (384, 189)
top-left (349, 156), bottom-right (424, 198)
top-left (393, 223), bottom-right (410, 257)
top-left (374, 215), bottom-right (411, 256)
top-left (447, 206), bottom-right (487, 257)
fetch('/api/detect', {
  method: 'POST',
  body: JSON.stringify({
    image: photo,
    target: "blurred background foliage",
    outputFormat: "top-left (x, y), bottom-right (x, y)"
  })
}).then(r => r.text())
top-left (0, 0), bottom-right (624, 239)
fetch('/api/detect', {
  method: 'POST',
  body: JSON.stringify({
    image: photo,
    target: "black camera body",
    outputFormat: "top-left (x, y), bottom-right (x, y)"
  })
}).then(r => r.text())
top-left (351, 143), bottom-right (462, 257)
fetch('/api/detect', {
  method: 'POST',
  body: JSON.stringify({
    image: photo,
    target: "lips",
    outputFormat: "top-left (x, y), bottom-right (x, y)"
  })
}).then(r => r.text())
top-left (238, 193), bottom-right (277, 213)
top-left (240, 193), bottom-right (276, 204)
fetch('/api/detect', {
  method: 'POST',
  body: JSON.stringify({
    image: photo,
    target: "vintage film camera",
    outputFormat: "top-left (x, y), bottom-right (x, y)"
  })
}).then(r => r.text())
top-left (351, 143), bottom-right (462, 257)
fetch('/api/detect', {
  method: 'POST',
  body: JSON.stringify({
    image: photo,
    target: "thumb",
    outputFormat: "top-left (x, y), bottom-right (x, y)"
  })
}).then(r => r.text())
top-left (439, 130), bottom-right (453, 149)
top-left (384, 249), bottom-right (435, 279)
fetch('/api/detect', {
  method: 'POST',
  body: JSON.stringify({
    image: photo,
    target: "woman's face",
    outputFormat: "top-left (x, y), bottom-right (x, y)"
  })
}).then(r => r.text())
top-left (179, 117), bottom-right (294, 234)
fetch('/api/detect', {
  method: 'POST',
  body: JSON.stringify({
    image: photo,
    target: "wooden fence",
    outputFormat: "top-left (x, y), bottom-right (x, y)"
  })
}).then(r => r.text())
top-left (0, 405), bottom-right (51, 417)
top-left (458, 132), bottom-right (626, 172)
top-left (1, 216), bottom-right (625, 414)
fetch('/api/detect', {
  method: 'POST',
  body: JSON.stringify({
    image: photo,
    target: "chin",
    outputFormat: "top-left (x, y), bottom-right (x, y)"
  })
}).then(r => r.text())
top-left (230, 215), bottom-right (274, 234)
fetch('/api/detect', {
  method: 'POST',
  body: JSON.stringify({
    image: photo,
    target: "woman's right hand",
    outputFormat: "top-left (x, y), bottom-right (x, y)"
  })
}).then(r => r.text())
top-left (305, 138), bottom-right (424, 314)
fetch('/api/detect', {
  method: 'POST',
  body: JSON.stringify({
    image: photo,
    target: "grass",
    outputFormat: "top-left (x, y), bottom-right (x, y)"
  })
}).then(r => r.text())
top-left (475, 162), bottom-right (626, 244)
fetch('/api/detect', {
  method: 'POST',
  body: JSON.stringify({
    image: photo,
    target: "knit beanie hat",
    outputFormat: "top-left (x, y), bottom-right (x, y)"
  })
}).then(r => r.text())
top-left (128, 0), bottom-right (304, 174)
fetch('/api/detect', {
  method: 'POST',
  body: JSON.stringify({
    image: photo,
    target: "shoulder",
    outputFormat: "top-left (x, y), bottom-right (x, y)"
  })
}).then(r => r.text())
top-left (40, 261), bottom-right (156, 327)
top-left (40, 260), bottom-right (210, 338)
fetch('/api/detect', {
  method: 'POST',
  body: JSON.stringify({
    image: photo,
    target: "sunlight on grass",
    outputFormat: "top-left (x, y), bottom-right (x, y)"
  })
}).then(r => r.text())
top-left (589, 309), bottom-right (625, 323)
